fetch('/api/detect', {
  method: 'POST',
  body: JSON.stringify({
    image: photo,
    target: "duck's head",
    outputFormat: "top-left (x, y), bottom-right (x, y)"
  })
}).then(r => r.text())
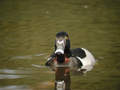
top-left (55, 32), bottom-right (71, 63)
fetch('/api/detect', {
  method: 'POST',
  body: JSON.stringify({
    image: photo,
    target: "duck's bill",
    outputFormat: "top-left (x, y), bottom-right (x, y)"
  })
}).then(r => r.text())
top-left (55, 49), bottom-right (64, 55)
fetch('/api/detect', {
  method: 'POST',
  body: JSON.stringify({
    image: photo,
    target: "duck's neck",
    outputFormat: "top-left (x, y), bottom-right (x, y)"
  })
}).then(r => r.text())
top-left (56, 54), bottom-right (65, 64)
top-left (64, 49), bottom-right (71, 58)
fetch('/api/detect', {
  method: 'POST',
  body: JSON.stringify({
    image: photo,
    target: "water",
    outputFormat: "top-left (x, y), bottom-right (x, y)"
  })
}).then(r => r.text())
top-left (0, 0), bottom-right (120, 90)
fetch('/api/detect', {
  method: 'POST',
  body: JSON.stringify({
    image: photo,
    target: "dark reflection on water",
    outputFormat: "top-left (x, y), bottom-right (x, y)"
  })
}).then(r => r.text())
top-left (55, 67), bottom-right (71, 90)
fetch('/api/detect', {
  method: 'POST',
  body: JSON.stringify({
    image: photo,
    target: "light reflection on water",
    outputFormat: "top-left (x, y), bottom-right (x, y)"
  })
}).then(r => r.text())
top-left (0, 85), bottom-right (31, 90)
top-left (11, 53), bottom-right (46, 60)
top-left (0, 69), bottom-right (31, 74)
top-left (0, 74), bottom-right (27, 79)
top-left (0, 69), bottom-right (31, 79)
top-left (0, 68), bottom-right (54, 90)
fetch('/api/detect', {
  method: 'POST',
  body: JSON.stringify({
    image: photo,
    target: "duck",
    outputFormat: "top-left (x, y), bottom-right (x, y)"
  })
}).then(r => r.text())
top-left (45, 32), bottom-right (96, 73)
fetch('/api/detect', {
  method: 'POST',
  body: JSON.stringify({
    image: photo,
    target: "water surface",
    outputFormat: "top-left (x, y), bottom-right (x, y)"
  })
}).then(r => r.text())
top-left (0, 0), bottom-right (120, 90)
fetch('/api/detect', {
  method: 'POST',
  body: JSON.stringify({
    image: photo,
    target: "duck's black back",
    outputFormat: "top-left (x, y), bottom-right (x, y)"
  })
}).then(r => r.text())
top-left (71, 48), bottom-right (86, 58)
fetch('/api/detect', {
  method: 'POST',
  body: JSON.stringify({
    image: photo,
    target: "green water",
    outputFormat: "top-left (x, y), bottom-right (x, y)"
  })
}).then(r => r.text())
top-left (0, 0), bottom-right (120, 90)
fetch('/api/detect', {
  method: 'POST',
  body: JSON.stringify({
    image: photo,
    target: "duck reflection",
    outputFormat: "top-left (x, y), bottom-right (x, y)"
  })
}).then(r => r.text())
top-left (55, 67), bottom-right (71, 90)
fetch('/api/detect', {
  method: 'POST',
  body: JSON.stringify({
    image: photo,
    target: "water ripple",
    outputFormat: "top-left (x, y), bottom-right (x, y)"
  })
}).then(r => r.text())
top-left (0, 85), bottom-right (31, 90)
top-left (0, 69), bottom-right (31, 74)
top-left (0, 74), bottom-right (27, 79)
top-left (11, 56), bottom-right (33, 60)
top-left (11, 53), bottom-right (46, 60)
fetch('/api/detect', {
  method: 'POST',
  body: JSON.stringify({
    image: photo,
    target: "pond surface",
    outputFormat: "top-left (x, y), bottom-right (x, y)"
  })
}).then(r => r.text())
top-left (0, 0), bottom-right (120, 90)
